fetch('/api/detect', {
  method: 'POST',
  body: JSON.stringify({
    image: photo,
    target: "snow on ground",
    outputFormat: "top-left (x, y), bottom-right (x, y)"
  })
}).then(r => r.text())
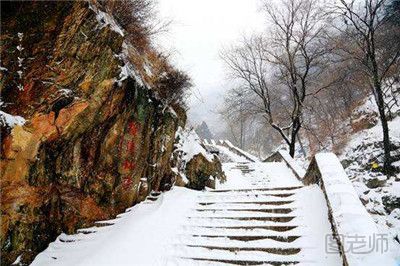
top-left (0, 110), bottom-right (26, 128)
top-left (295, 185), bottom-right (342, 265)
top-left (217, 162), bottom-right (301, 190)
top-left (275, 150), bottom-right (306, 178)
top-left (217, 163), bottom-right (250, 189)
top-left (31, 187), bottom-right (200, 266)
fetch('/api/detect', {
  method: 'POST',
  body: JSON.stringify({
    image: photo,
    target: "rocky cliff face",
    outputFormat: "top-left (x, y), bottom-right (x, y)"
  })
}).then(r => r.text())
top-left (0, 2), bottom-right (223, 265)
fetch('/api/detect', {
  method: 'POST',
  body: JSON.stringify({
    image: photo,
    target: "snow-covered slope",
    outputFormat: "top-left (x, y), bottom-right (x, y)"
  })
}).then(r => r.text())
top-left (339, 94), bottom-right (400, 247)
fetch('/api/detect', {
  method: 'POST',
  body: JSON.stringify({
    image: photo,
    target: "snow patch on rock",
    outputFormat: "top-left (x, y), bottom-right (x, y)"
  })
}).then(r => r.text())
top-left (175, 127), bottom-right (214, 163)
top-left (88, 3), bottom-right (124, 37)
top-left (0, 110), bottom-right (26, 128)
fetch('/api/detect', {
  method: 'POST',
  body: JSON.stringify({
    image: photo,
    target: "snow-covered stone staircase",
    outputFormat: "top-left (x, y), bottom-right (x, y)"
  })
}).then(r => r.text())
top-left (31, 161), bottom-right (341, 265)
top-left (232, 162), bottom-right (255, 174)
top-left (174, 186), bottom-right (305, 265)
top-left (172, 162), bottom-right (341, 265)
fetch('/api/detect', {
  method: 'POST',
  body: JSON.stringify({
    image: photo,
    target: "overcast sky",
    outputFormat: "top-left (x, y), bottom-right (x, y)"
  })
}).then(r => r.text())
top-left (158, 0), bottom-right (265, 135)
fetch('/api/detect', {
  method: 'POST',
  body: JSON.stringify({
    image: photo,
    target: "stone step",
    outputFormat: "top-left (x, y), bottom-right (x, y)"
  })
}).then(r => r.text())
top-left (195, 208), bottom-right (294, 214)
top-left (201, 192), bottom-right (296, 197)
top-left (193, 258), bottom-right (299, 265)
top-left (233, 166), bottom-right (251, 169)
top-left (192, 211), bottom-right (294, 219)
top-left (189, 235), bottom-right (301, 242)
top-left (58, 234), bottom-right (85, 243)
top-left (181, 258), bottom-right (300, 265)
top-left (94, 223), bottom-right (114, 228)
top-left (197, 197), bottom-right (296, 204)
top-left (233, 168), bottom-right (254, 171)
top-left (146, 197), bottom-right (158, 201)
top-left (151, 191), bottom-right (162, 196)
top-left (198, 200), bottom-right (294, 206)
top-left (76, 229), bottom-right (96, 235)
top-left (186, 225), bottom-right (298, 232)
top-left (188, 216), bottom-right (296, 223)
top-left (211, 186), bottom-right (303, 193)
top-left (199, 193), bottom-right (295, 198)
top-left (183, 245), bottom-right (301, 255)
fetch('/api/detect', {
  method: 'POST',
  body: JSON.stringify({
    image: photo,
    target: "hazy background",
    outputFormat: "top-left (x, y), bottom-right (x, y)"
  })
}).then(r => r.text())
top-left (157, 0), bottom-right (265, 136)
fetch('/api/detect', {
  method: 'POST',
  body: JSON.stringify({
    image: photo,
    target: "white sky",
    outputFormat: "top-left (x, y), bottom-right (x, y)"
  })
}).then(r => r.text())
top-left (158, 0), bottom-right (265, 135)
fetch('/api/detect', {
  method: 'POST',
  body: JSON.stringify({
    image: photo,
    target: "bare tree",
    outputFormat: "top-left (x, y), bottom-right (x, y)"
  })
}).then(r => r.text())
top-left (221, 0), bottom-right (332, 157)
top-left (220, 87), bottom-right (254, 149)
top-left (332, 0), bottom-right (400, 173)
top-left (220, 89), bottom-right (280, 157)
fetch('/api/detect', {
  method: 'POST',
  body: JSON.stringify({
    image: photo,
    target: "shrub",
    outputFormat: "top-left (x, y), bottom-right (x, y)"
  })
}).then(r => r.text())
top-left (154, 68), bottom-right (192, 106)
top-left (100, 0), bottom-right (169, 49)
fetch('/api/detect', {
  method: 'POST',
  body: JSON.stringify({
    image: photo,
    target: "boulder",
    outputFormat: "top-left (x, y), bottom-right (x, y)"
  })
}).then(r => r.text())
top-left (365, 175), bottom-right (387, 188)
top-left (184, 154), bottom-right (226, 190)
top-left (382, 195), bottom-right (400, 213)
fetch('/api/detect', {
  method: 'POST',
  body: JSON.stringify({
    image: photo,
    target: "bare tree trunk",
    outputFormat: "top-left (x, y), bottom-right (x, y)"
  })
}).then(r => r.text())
top-left (239, 97), bottom-right (245, 149)
top-left (289, 139), bottom-right (296, 157)
top-left (370, 38), bottom-right (393, 173)
top-left (374, 79), bottom-right (392, 173)
top-left (289, 116), bottom-right (301, 157)
top-left (240, 117), bottom-right (244, 149)
top-left (297, 133), bottom-right (307, 157)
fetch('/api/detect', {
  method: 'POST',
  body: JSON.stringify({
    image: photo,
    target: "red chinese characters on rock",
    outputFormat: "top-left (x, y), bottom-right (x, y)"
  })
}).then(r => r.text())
top-left (126, 140), bottom-right (135, 153)
top-left (128, 121), bottom-right (138, 136)
top-left (119, 121), bottom-right (141, 190)
top-left (123, 160), bottom-right (135, 171)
